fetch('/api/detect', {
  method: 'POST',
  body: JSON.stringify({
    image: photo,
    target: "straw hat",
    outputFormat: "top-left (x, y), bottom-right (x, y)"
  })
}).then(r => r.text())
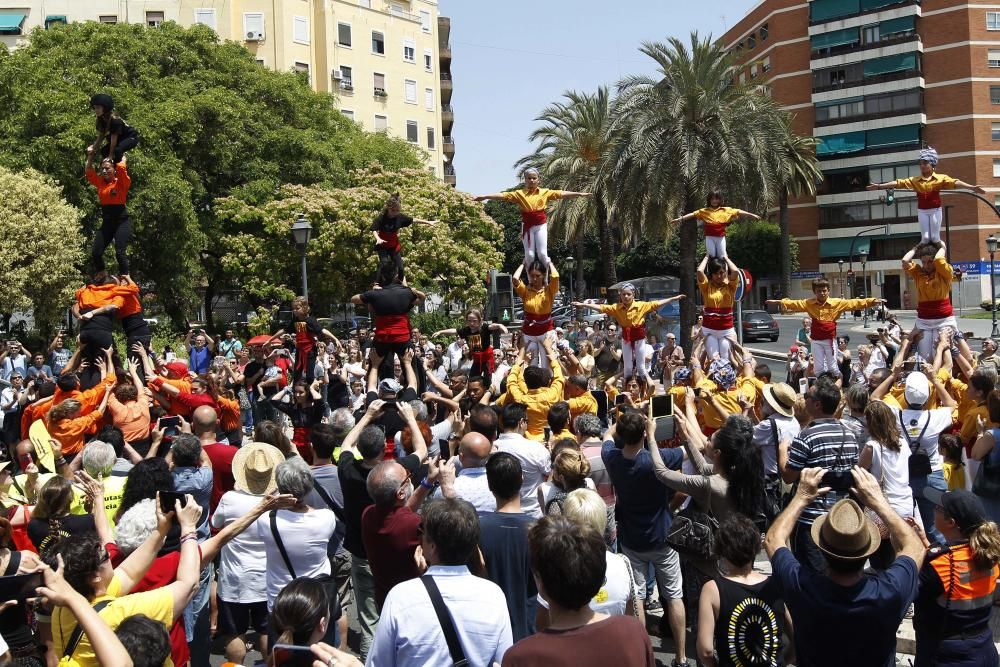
top-left (810, 498), bottom-right (881, 561)
top-left (232, 442), bottom-right (285, 495)
top-left (763, 383), bottom-right (796, 418)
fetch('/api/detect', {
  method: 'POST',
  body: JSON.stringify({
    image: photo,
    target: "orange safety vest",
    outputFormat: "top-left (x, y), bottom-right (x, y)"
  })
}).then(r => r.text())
top-left (929, 543), bottom-right (998, 612)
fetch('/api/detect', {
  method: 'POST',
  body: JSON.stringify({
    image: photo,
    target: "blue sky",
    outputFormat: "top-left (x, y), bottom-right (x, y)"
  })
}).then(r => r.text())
top-left (440, 0), bottom-right (761, 195)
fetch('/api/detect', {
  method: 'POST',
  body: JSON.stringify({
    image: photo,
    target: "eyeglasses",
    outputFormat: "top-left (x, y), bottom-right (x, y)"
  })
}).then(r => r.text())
top-left (398, 470), bottom-right (413, 492)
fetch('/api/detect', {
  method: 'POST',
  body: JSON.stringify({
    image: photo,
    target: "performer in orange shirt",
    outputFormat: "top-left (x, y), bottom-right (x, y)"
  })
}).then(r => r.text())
top-left (671, 191), bottom-right (760, 259)
top-left (84, 149), bottom-right (132, 277)
top-left (110, 275), bottom-right (152, 381)
top-left (475, 168), bottom-right (590, 270)
top-left (72, 277), bottom-right (122, 389)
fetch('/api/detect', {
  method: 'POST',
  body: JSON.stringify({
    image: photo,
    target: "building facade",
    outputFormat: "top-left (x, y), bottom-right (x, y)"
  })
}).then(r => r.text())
top-left (0, 0), bottom-right (455, 183)
top-left (723, 0), bottom-right (999, 309)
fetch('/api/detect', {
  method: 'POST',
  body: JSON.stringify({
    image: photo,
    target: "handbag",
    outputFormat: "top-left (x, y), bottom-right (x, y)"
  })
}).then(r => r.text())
top-left (666, 476), bottom-right (719, 560)
top-left (618, 553), bottom-right (639, 618)
top-left (900, 411), bottom-right (932, 477)
top-left (862, 446), bottom-right (890, 539)
top-left (973, 440), bottom-right (1000, 500)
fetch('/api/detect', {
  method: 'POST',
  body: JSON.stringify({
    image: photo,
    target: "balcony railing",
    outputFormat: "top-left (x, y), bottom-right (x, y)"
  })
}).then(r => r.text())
top-left (812, 68), bottom-right (921, 94)
top-left (443, 135), bottom-right (455, 144)
top-left (809, 0), bottom-right (918, 26)
top-left (811, 32), bottom-right (919, 60)
top-left (817, 142), bottom-right (922, 161)
top-left (444, 164), bottom-right (455, 175)
top-left (442, 104), bottom-right (453, 113)
top-left (440, 72), bottom-right (452, 81)
top-left (814, 105), bottom-right (922, 127)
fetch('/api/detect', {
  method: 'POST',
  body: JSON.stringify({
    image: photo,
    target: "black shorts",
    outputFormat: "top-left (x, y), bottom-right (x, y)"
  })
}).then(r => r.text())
top-left (216, 599), bottom-right (268, 637)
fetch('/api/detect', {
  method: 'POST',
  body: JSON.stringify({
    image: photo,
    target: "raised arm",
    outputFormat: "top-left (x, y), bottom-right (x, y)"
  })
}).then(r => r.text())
top-left (670, 211), bottom-right (699, 224)
top-left (430, 328), bottom-right (458, 338)
top-left (398, 401), bottom-right (428, 462)
top-left (766, 467), bottom-right (827, 558)
top-left (558, 191), bottom-right (591, 200)
top-left (954, 179), bottom-right (987, 194)
top-left (735, 209), bottom-right (761, 221)
top-left (473, 193), bottom-right (509, 202)
top-left (412, 217), bottom-right (438, 226)
top-left (697, 255), bottom-right (709, 281)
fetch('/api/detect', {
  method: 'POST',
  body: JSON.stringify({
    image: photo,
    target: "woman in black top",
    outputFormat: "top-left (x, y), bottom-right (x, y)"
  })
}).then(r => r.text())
top-left (27, 477), bottom-right (95, 556)
top-left (89, 93), bottom-right (139, 163)
top-left (370, 193), bottom-right (437, 282)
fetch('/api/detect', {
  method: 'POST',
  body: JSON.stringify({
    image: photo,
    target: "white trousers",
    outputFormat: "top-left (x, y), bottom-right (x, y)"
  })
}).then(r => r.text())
top-left (623, 339), bottom-right (650, 380)
top-left (705, 235), bottom-right (727, 258)
top-left (523, 224), bottom-right (549, 267)
top-left (704, 326), bottom-right (736, 362)
top-left (918, 207), bottom-right (943, 244)
top-left (524, 331), bottom-right (551, 368)
top-left (811, 339), bottom-right (838, 375)
top-left (915, 315), bottom-right (958, 361)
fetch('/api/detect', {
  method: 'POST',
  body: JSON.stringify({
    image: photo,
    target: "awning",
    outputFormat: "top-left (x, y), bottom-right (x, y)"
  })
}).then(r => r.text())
top-left (820, 237), bottom-right (871, 258)
top-left (866, 123), bottom-right (920, 149)
top-left (0, 11), bottom-right (26, 32)
top-left (811, 0), bottom-right (861, 22)
top-left (863, 52), bottom-right (917, 77)
top-left (811, 27), bottom-right (860, 50)
top-left (861, 0), bottom-right (902, 9)
top-left (816, 130), bottom-right (866, 156)
top-left (879, 15), bottom-right (915, 36)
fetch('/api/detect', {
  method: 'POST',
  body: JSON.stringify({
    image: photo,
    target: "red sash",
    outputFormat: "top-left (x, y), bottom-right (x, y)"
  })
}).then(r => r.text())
top-left (521, 210), bottom-right (547, 246)
top-left (374, 313), bottom-right (411, 343)
top-left (622, 326), bottom-right (647, 343)
top-left (917, 298), bottom-right (953, 319)
top-left (916, 191), bottom-right (942, 210)
top-left (471, 348), bottom-right (496, 374)
top-left (380, 231), bottom-right (401, 253)
top-left (522, 312), bottom-right (553, 336)
top-left (703, 307), bottom-right (734, 330)
top-left (810, 319), bottom-right (837, 340)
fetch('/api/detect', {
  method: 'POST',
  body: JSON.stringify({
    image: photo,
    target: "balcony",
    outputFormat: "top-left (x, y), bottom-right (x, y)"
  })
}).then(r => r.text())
top-left (444, 163), bottom-right (456, 187)
top-left (374, 87), bottom-right (388, 99)
top-left (440, 42), bottom-right (451, 62)
top-left (440, 71), bottom-right (453, 102)
top-left (809, 0), bottom-right (919, 26)
top-left (443, 135), bottom-right (455, 157)
top-left (814, 105), bottom-right (922, 128)
top-left (811, 32), bottom-right (919, 61)
top-left (339, 81), bottom-right (354, 94)
top-left (441, 104), bottom-right (454, 130)
top-left (438, 16), bottom-right (450, 44)
top-left (813, 69), bottom-right (921, 94)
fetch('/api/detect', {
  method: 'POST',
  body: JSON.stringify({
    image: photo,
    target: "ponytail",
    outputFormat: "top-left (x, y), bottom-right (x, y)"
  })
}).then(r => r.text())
top-left (276, 630), bottom-right (294, 647)
top-left (969, 520), bottom-right (1000, 567)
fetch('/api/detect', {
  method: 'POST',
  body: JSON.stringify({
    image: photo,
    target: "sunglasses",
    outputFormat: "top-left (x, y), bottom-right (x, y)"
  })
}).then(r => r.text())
top-left (398, 469), bottom-right (413, 492)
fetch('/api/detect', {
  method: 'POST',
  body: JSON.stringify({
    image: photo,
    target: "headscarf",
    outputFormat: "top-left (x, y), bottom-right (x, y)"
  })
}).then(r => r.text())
top-left (708, 359), bottom-right (737, 390)
top-left (619, 282), bottom-right (637, 293)
top-left (523, 168), bottom-right (540, 178)
top-left (919, 146), bottom-right (938, 167)
top-left (673, 367), bottom-right (692, 384)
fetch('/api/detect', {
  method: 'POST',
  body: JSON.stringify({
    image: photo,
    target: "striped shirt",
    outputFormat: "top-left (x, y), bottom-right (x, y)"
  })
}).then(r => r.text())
top-left (786, 418), bottom-right (860, 525)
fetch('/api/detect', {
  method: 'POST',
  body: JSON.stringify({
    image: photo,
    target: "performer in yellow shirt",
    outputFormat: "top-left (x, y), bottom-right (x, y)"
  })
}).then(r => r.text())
top-left (868, 146), bottom-right (985, 245)
top-left (574, 285), bottom-right (685, 383)
top-left (902, 241), bottom-right (958, 361)
top-left (513, 258), bottom-right (559, 368)
top-left (697, 255), bottom-right (741, 362)
top-left (671, 190), bottom-right (760, 259)
top-left (506, 336), bottom-right (565, 441)
top-left (767, 278), bottom-right (880, 377)
top-left (475, 168), bottom-right (590, 269)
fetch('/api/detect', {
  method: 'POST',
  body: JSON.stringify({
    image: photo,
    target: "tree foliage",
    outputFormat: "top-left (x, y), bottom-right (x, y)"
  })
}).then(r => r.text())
top-left (0, 21), bottom-right (423, 324)
top-left (0, 166), bottom-right (85, 326)
top-left (217, 166), bottom-right (503, 311)
top-left (726, 220), bottom-right (799, 279)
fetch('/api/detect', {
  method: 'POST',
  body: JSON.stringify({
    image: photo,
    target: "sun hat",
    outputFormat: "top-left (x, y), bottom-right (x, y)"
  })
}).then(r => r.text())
top-left (810, 498), bottom-right (881, 561)
top-left (763, 383), bottom-right (796, 418)
top-left (232, 442), bottom-right (285, 495)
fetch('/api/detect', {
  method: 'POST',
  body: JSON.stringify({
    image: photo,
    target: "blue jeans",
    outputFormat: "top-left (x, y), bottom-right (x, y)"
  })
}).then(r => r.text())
top-left (184, 563), bottom-right (213, 667)
top-left (912, 470), bottom-right (947, 545)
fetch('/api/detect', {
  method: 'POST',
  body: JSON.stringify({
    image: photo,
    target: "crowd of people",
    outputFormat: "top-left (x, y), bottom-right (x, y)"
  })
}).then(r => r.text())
top-left (1, 110), bottom-right (999, 666)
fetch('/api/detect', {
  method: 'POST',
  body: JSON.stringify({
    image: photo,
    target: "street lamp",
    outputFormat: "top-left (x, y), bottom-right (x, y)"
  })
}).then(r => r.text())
top-left (564, 255), bottom-right (577, 321)
top-left (859, 248), bottom-right (869, 329)
top-left (988, 235), bottom-right (999, 337)
top-left (291, 214), bottom-right (313, 299)
top-left (838, 259), bottom-right (844, 298)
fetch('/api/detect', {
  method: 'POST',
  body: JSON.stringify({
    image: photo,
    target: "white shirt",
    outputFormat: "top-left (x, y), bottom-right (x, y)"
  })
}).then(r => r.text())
top-left (866, 437), bottom-right (914, 518)
top-left (491, 362), bottom-right (511, 391)
top-left (889, 406), bottom-right (951, 472)
top-left (863, 348), bottom-right (887, 377)
top-left (495, 432), bottom-right (552, 518)
top-left (210, 490), bottom-right (269, 603)
top-left (367, 565), bottom-right (512, 667)
top-left (395, 419), bottom-right (453, 459)
top-left (446, 341), bottom-right (465, 371)
top-left (0, 387), bottom-right (19, 415)
top-left (538, 551), bottom-right (633, 616)
top-left (256, 507), bottom-right (338, 608)
top-left (752, 414), bottom-right (801, 476)
top-left (449, 467), bottom-right (496, 513)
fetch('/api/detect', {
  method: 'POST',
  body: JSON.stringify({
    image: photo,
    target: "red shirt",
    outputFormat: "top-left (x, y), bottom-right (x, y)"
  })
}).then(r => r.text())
top-left (203, 442), bottom-right (237, 512)
top-left (274, 356), bottom-right (292, 388)
top-left (361, 504), bottom-right (422, 607)
top-left (171, 392), bottom-right (220, 417)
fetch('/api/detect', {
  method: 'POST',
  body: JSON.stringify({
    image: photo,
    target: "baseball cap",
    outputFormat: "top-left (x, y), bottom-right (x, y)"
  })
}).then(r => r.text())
top-left (904, 372), bottom-right (930, 407)
top-left (923, 488), bottom-right (988, 536)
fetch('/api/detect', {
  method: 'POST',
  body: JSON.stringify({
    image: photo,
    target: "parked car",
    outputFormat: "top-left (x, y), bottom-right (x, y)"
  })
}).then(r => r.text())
top-left (741, 310), bottom-right (779, 342)
top-left (318, 316), bottom-right (370, 338)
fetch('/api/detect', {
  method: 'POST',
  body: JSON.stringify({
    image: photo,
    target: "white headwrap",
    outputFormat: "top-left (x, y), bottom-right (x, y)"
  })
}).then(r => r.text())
top-left (919, 146), bottom-right (938, 167)
top-left (523, 168), bottom-right (540, 178)
top-left (619, 282), bottom-right (637, 293)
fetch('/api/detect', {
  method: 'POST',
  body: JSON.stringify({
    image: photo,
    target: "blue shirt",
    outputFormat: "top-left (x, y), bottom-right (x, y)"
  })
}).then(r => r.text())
top-left (189, 346), bottom-right (212, 375)
top-left (173, 466), bottom-right (213, 540)
top-left (771, 547), bottom-right (917, 667)
top-left (601, 440), bottom-right (683, 551)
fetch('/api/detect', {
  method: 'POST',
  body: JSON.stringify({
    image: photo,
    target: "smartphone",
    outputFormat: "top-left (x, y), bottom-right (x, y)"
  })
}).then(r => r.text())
top-left (159, 491), bottom-right (187, 514)
top-left (650, 395), bottom-right (673, 419)
top-left (0, 572), bottom-right (42, 601)
top-left (822, 469), bottom-right (853, 494)
top-left (544, 426), bottom-right (552, 441)
top-left (272, 644), bottom-right (315, 667)
top-left (798, 378), bottom-right (808, 395)
top-left (614, 394), bottom-right (626, 406)
top-left (158, 416), bottom-right (181, 438)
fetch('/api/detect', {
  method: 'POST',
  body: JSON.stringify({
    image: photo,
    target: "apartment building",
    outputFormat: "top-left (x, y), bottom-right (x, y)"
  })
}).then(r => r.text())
top-left (723, 0), bottom-right (999, 308)
top-left (0, 0), bottom-right (455, 183)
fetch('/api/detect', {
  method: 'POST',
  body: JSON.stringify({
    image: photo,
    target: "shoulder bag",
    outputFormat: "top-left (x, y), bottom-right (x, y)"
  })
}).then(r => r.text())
top-left (666, 474), bottom-right (719, 560)
top-left (862, 445), bottom-right (890, 539)
top-left (421, 575), bottom-right (469, 667)
top-left (62, 600), bottom-right (111, 659)
top-left (973, 430), bottom-right (1000, 500)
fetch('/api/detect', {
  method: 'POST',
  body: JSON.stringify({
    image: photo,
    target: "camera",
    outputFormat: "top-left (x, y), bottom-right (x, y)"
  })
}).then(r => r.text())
top-left (822, 469), bottom-right (853, 494)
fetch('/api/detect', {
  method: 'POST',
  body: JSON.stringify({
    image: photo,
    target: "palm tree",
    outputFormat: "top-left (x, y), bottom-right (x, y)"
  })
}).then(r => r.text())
top-left (775, 123), bottom-right (823, 297)
top-left (603, 32), bottom-right (788, 353)
top-left (516, 87), bottom-right (617, 288)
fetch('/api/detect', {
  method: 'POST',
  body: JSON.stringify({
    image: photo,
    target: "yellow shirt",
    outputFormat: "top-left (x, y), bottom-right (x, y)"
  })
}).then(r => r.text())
top-left (943, 461), bottom-right (967, 491)
top-left (697, 274), bottom-right (738, 331)
top-left (515, 267), bottom-right (559, 318)
top-left (895, 173), bottom-right (957, 207)
top-left (778, 297), bottom-right (877, 338)
top-left (697, 378), bottom-right (755, 430)
top-left (960, 403), bottom-right (989, 447)
top-left (598, 301), bottom-right (659, 329)
top-left (70, 475), bottom-right (126, 527)
top-left (501, 188), bottom-right (562, 212)
top-left (694, 207), bottom-right (741, 236)
top-left (566, 390), bottom-right (598, 421)
top-left (904, 257), bottom-right (954, 304)
top-left (507, 360), bottom-right (566, 441)
top-left (52, 575), bottom-right (175, 667)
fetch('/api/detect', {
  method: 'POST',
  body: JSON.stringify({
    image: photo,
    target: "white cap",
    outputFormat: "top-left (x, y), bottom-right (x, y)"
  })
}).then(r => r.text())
top-left (904, 372), bottom-right (930, 407)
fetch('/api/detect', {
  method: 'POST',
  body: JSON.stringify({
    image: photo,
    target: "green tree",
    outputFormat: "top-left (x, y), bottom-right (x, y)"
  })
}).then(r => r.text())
top-left (0, 21), bottom-right (422, 325)
top-left (217, 166), bottom-right (503, 310)
top-left (516, 88), bottom-right (617, 287)
top-left (604, 33), bottom-right (788, 353)
top-left (775, 125), bottom-right (822, 296)
top-left (0, 166), bottom-right (85, 329)
top-left (726, 220), bottom-right (799, 279)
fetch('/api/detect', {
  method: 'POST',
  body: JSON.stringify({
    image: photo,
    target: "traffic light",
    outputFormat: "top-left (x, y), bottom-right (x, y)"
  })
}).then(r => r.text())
top-left (885, 188), bottom-right (895, 206)
top-left (492, 273), bottom-right (513, 322)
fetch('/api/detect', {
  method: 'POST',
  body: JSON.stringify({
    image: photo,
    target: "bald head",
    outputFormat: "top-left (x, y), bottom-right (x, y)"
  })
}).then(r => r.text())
top-left (192, 406), bottom-right (218, 438)
top-left (459, 432), bottom-right (493, 469)
top-left (366, 460), bottom-right (410, 507)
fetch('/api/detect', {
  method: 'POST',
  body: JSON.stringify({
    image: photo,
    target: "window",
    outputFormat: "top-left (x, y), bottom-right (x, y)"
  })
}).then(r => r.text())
top-left (146, 11), bottom-right (164, 28)
top-left (750, 63), bottom-right (758, 78)
top-left (425, 87), bottom-right (434, 110)
top-left (374, 72), bottom-right (386, 96)
top-left (994, 159), bottom-right (1000, 177)
top-left (256, 58), bottom-right (266, 65)
top-left (748, 33), bottom-right (756, 49)
top-left (990, 49), bottom-right (1000, 68)
top-left (760, 23), bottom-right (769, 41)
top-left (44, 15), bottom-right (67, 29)
top-left (419, 10), bottom-right (432, 32)
top-left (194, 9), bottom-right (216, 30)
top-left (427, 126), bottom-right (436, 149)
top-left (404, 79), bottom-right (417, 104)
top-left (359, 0), bottom-right (372, 7)
top-left (993, 122), bottom-right (1000, 140)
top-left (374, 114), bottom-right (388, 131)
top-left (862, 24), bottom-right (879, 44)
top-left (404, 38), bottom-right (415, 62)
top-left (372, 31), bottom-right (385, 54)
top-left (244, 13), bottom-right (265, 40)
top-left (340, 65), bottom-right (353, 87)
top-left (992, 86), bottom-right (1000, 104)
top-left (338, 22), bottom-right (352, 47)
top-left (989, 11), bottom-right (1000, 30)
top-left (99, 15), bottom-right (117, 23)
top-left (738, 72), bottom-right (747, 84)
top-left (406, 120), bottom-right (419, 143)
top-left (293, 16), bottom-right (309, 44)
top-left (342, 110), bottom-right (355, 121)
top-left (294, 62), bottom-right (310, 79)
top-left (424, 49), bottom-right (433, 71)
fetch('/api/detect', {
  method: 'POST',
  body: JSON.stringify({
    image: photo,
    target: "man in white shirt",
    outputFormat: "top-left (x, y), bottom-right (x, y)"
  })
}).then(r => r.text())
top-left (443, 432), bottom-right (496, 512)
top-left (754, 383), bottom-right (800, 526)
top-left (367, 497), bottom-right (512, 667)
top-left (495, 403), bottom-right (551, 519)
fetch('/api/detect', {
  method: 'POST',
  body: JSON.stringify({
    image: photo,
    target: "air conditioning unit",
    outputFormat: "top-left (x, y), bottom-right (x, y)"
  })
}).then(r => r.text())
top-left (340, 82), bottom-right (354, 91)
top-left (374, 87), bottom-right (387, 97)
top-left (332, 69), bottom-right (343, 80)
top-left (246, 30), bottom-right (264, 41)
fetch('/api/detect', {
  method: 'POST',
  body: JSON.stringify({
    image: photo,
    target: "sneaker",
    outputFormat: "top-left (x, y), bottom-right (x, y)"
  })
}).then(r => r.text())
top-left (644, 598), bottom-right (662, 612)
top-left (671, 660), bottom-right (691, 667)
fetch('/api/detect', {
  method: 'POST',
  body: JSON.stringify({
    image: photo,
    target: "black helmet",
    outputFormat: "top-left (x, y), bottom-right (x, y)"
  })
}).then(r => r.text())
top-left (89, 93), bottom-right (114, 112)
